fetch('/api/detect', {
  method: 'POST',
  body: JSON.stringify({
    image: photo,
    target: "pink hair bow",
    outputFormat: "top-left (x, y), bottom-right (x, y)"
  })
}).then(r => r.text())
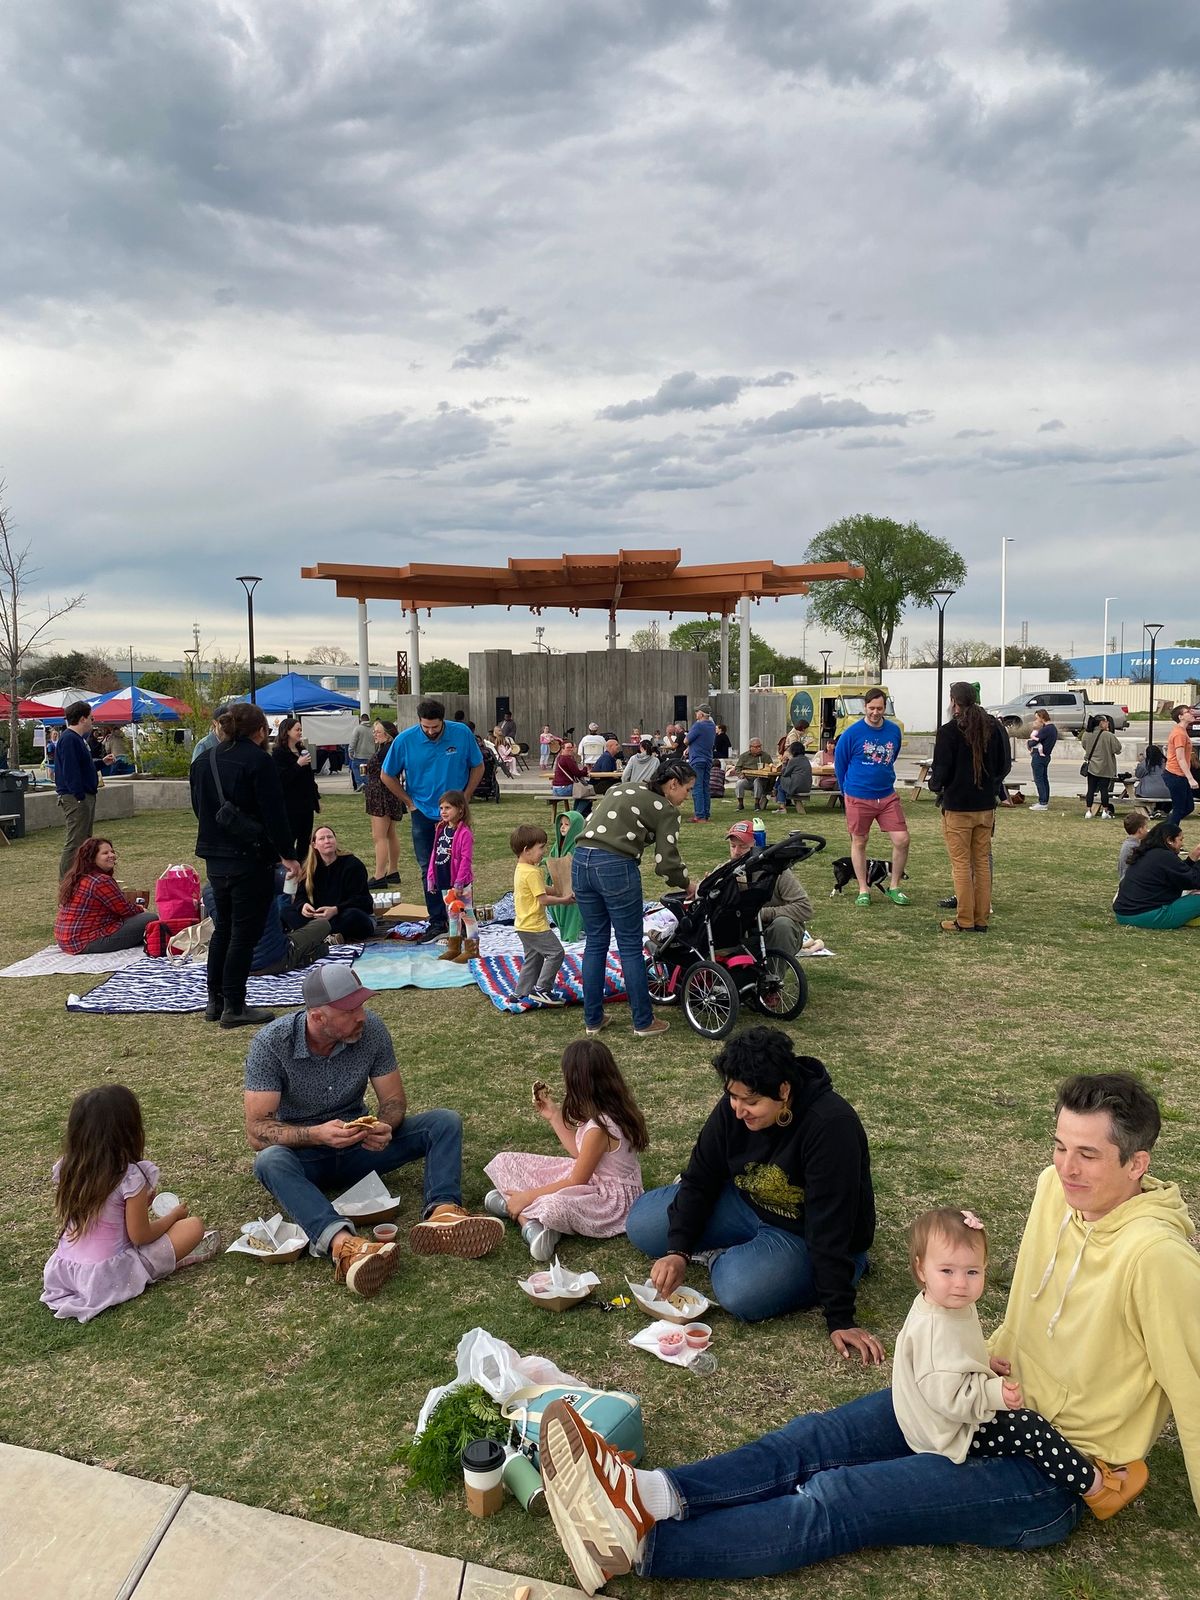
top-left (961, 1210), bottom-right (984, 1230)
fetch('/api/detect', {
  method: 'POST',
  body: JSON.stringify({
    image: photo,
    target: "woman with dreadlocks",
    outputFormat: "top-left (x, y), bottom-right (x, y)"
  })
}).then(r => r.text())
top-left (929, 682), bottom-right (1012, 933)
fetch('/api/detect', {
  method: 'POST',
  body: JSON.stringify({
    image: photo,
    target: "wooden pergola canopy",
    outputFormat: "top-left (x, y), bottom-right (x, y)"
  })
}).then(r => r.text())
top-left (301, 549), bottom-right (863, 616)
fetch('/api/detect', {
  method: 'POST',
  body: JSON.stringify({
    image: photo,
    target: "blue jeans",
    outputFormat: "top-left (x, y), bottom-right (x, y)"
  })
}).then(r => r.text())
top-left (1164, 769), bottom-right (1196, 826)
top-left (348, 755), bottom-right (365, 790)
top-left (252, 1109), bottom-right (464, 1253)
top-left (626, 1183), bottom-right (867, 1323)
top-left (1030, 752), bottom-right (1050, 805)
top-left (552, 783), bottom-right (590, 817)
top-left (691, 758), bottom-right (711, 820)
top-left (571, 845), bottom-right (651, 1030)
top-left (410, 809), bottom-right (446, 925)
top-left (642, 1388), bottom-right (1081, 1578)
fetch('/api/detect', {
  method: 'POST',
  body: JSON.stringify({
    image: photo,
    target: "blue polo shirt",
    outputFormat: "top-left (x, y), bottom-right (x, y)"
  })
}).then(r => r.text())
top-left (686, 717), bottom-right (716, 765)
top-left (381, 719), bottom-right (483, 819)
top-left (834, 717), bottom-right (902, 799)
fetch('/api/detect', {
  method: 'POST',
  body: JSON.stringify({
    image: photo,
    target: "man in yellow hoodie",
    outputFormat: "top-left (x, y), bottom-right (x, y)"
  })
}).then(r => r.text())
top-left (535, 1072), bottom-right (1200, 1594)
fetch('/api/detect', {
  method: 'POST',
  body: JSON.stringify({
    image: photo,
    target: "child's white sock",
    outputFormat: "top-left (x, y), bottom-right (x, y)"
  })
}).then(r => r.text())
top-left (634, 1468), bottom-right (683, 1522)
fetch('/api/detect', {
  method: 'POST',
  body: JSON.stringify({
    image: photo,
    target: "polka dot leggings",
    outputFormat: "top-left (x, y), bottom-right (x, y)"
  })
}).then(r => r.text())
top-left (969, 1409), bottom-right (1093, 1493)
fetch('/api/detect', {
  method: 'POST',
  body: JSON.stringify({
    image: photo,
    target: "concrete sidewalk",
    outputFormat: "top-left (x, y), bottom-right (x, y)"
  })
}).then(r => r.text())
top-left (0, 1443), bottom-right (585, 1600)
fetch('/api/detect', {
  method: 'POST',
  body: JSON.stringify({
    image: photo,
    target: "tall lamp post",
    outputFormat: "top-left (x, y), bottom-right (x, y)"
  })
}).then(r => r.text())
top-left (820, 650), bottom-right (832, 684)
top-left (1144, 623), bottom-right (1163, 751)
top-left (236, 576), bottom-right (262, 703)
top-left (931, 589), bottom-right (955, 732)
top-left (1102, 596), bottom-right (1117, 696)
top-left (183, 648), bottom-right (198, 700)
top-left (999, 536), bottom-right (1014, 700)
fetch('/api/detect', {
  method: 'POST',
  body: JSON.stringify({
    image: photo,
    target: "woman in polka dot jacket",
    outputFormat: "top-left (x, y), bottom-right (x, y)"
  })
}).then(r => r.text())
top-left (890, 1207), bottom-right (1148, 1520)
top-left (571, 755), bottom-right (696, 1040)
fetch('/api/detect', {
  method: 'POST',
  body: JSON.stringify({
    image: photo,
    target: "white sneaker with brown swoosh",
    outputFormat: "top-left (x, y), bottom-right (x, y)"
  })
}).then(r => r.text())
top-left (540, 1398), bottom-right (655, 1595)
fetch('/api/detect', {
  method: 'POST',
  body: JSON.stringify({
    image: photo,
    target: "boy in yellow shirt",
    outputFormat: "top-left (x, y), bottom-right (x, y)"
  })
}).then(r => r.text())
top-left (510, 823), bottom-right (574, 1008)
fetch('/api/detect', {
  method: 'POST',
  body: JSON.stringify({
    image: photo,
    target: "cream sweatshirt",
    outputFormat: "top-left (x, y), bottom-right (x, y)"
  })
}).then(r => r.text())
top-left (892, 1293), bottom-right (1008, 1463)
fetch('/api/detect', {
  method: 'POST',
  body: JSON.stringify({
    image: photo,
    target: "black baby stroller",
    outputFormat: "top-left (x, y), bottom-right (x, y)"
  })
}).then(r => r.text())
top-left (645, 831), bottom-right (827, 1039)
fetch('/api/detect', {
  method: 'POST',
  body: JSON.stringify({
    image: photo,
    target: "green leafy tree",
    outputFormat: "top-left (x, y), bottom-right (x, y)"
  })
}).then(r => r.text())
top-left (804, 514), bottom-right (967, 672)
top-left (912, 639), bottom-right (1072, 680)
top-left (137, 670), bottom-right (180, 695)
top-left (667, 620), bottom-right (815, 687)
top-left (421, 657), bottom-right (469, 696)
top-left (257, 653), bottom-right (281, 664)
top-left (22, 649), bottom-right (117, 695)
top-left (1175, 639), bottom-right (1200, 648)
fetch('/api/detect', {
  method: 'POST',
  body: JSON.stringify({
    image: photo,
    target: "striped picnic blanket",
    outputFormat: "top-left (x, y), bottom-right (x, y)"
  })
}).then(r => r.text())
top-left (66, 946), bottom-right (362, 1014)
top-left (470, 952), bottom-right (627, 1014)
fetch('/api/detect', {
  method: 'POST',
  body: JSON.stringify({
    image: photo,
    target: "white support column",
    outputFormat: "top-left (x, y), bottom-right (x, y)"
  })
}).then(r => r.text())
top-left (719, 614), bottom-right (730, 692)
top-left (356, 600), bottom-right (370, 715)
top-left (738, 595), bottom-right (751, 753)
top-left (408, 608), bottom-right (422, 697)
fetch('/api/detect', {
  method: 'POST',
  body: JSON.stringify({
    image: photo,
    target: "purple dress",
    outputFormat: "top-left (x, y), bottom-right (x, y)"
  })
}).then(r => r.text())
top-left (485, 1117), bottom-right (644, 1237)
top-left (41, 1159), bottom-right (177, 1323)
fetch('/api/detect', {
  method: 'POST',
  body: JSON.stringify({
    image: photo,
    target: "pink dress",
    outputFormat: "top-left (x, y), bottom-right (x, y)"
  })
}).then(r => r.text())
top-left (41, 1159), bottom-right (177, 1323)
top-left (485, 1117), bottom-right (644, 1236)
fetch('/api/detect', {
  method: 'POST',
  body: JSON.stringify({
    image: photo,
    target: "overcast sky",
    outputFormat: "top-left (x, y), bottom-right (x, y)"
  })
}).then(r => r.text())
top-left (2, 0), bottom-right (1196, 673)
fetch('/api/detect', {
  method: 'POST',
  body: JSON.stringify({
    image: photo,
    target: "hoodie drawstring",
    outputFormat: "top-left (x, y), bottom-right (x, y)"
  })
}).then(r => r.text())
top-left (1030, 1208), bottom-right (1093, 1338)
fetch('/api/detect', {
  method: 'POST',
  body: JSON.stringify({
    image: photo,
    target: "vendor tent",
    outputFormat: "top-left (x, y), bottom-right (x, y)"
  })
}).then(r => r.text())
top-left (252, 673), bottom-right (360, 713)
top-left (88, 686), bottom-right (189, 722)
top-left (0, 694), bottom-right (61, 718)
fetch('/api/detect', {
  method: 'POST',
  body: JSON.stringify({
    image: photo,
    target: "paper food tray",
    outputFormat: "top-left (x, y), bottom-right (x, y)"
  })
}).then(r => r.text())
top-left (626, 1277), bottom-right (710, 1323)
top-left (519, 1259), bottom-right (600, 1311)
top-left (332, 1171), bottom-right (400, 1221)
top-left (226, 1214), bottom-right (308, 1263)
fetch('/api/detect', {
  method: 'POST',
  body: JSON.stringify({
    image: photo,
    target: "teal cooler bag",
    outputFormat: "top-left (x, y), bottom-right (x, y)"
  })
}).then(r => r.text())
top-left (502, 1383), bottom-right (644, 1469)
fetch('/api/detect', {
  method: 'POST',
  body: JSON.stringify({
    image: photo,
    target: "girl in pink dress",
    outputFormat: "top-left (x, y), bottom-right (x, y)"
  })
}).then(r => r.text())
top-left (41, 1084), bottom-right (218, 1323)
top-left (484, 1041), bottom-right (647, 1261)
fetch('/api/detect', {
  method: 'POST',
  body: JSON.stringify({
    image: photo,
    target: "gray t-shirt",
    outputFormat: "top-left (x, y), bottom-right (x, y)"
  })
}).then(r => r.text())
top-left (1117, 836), bottom-right (1140, 882)
top-left (244, 1009), bottom-right (397, 1125)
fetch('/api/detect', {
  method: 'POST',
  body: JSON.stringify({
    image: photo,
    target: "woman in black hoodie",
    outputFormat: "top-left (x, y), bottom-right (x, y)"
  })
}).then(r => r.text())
top-left (625, 1028), bottom-right (881, 1362)
top-left (271, 715), bottom-right (321, 862)
top-left (929, 681), bottom-right (1011, 934)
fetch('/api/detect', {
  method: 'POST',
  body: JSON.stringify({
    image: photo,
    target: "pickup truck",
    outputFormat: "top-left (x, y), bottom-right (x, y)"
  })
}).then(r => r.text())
top-left (985, 689), bottom-right (1129, 736)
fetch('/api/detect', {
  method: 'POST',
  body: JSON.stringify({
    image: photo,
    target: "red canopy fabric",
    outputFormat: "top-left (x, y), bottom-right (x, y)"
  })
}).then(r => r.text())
top-left (0, 693), bottom-right (60, 718)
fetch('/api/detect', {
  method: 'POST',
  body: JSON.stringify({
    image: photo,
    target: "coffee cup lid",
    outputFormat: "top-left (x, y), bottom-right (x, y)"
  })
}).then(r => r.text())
top-left (461, 1439), bottom-right (505, 1472)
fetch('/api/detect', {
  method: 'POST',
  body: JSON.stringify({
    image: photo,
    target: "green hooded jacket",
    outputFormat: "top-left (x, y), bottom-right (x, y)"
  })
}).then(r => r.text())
top-left (549, 809), bottom-right (586, 942)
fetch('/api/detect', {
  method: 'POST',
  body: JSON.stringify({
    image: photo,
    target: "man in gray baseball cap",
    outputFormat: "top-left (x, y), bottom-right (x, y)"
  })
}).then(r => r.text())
top-left (242, 962), bottom-right (502, 1297)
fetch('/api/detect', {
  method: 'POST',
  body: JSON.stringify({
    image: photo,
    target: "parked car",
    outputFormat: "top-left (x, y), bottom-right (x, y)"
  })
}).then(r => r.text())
top-left (985, 688), bottom-right (1128, 737)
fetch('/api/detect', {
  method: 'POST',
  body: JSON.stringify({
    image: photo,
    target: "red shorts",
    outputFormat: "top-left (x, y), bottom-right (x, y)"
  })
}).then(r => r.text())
top-left (844, 792), bottom-right (907, 838)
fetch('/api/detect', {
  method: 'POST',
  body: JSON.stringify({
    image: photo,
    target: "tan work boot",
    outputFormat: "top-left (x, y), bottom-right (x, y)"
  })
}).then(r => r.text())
top-left (332, 1235), bottom-right (399, 1298)
top-left (409, 1203), bottom-right (504, 1258)
top-left (453, 936), bottom-right (479, 964)
top-left (436, 936), bottom-right (463, 961)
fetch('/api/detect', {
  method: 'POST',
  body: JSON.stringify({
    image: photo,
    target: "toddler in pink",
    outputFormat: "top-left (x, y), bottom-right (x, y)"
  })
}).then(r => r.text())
top-left (485, 1040), bottom-right (646, 1261)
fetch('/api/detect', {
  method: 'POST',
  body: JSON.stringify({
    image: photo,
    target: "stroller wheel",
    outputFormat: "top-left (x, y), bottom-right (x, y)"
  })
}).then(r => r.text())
top-left (681, 960), bottom-right (739, 1039)
top-left (752, 952), bottom-right (808, 1021)
top-left (645, 956), bottom-right (679, 1006)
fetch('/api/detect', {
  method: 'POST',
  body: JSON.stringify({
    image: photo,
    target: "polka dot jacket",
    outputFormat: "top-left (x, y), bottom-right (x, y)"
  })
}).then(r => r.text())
top-left (578, 784), bottom-right (689, 888)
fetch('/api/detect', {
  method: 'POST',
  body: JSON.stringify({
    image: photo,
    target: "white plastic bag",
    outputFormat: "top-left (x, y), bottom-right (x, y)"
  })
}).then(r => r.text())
top-left (413, 1327), bottom-right (582, 1438)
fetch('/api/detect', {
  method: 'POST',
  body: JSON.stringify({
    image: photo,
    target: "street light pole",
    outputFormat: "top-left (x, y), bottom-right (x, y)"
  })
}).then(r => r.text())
top-left (999, 537), bottom-right (1014, 700)
top-left (1144, 623), bottom-right (1163, 751)
top-left (1102, 596), bottom-right (1116, 696)
top-left (236, 576), bottom-right (262, 703)
top-left (820, 650), bottom-right (832, 685)
top-left (931, 589), bottom-right (955, 732)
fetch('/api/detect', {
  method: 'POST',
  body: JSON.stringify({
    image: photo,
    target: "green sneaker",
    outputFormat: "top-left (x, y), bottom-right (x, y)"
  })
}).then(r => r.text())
top-left (855, 891), bottom-right (871, 907)
top-left (884, 888), bottom-right (910, 906)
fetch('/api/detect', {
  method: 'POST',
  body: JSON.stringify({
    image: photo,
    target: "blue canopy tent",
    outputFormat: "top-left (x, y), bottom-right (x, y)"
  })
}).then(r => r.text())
top-left (251, 673), bottom-right (360, 713)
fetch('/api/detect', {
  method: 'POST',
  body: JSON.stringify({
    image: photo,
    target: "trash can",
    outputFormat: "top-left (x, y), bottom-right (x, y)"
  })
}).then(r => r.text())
top-left (0, 771), bottom-right (27, 839)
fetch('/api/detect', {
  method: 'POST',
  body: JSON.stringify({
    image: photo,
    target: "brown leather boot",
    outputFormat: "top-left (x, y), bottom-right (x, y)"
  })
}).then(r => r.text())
top-left (453, 937), bottom-right (479, 964)
top-left (436, 936), bottom-right (463, 961)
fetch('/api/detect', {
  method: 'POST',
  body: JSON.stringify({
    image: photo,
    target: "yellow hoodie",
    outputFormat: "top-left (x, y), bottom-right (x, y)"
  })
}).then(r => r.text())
top-left (990, 1166), bottom-right (1200, 1513)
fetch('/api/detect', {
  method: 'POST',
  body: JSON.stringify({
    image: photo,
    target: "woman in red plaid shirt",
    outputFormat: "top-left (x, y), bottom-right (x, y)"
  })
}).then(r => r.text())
top-left (55, 839), bottom-right (157, 954)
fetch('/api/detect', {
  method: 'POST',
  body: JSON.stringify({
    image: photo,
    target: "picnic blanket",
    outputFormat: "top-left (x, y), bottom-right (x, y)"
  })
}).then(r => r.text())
top-left (66, 946), bottom-right (362, 1015)
top-left (0, 945), bottom-right (147, 978)
top-left (471, 951), bottom-right (626, 1014)
top-left (351, 943), bottom-right (477, 991)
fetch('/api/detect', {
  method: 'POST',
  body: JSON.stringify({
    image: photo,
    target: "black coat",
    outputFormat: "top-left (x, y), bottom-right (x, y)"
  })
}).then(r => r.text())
top-left (929, 715), bottom-right (1012, 811)
top-left (272, 744), bottom-right (321, 847)
top-left (190, 737), bottom-right (295, 869)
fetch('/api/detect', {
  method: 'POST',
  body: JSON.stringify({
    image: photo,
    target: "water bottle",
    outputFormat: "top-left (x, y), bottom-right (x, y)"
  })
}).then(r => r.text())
top-left (752, 815), bottom-right (766, 848)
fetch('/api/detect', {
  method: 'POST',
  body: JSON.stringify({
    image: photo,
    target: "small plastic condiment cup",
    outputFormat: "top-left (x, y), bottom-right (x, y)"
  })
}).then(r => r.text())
top-left (373, 1223), bottom-right (398, 1241)
top-left (685, 1322), bottom-right (712, 1350)
top-left (658, 1329), bottom-right (686, 1357)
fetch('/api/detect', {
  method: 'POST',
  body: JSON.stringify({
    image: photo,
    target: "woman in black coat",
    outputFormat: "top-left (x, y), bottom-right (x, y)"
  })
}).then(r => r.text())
top-left (271, 715), bottom-right (320, 862)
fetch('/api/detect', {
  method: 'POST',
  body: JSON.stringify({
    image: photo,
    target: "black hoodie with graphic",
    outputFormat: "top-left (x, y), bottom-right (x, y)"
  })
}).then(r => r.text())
top-left (665, 1058), bottom-right (875, 1332)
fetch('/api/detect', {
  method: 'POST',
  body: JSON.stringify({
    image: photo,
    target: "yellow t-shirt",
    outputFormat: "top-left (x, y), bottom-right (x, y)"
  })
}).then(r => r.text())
top-left (514, 861), bottom-right (550, 932)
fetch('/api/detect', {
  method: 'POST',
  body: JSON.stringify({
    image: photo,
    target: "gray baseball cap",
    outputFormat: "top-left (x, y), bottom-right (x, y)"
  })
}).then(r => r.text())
top-left (302, 963), bottom-right (377, 1011)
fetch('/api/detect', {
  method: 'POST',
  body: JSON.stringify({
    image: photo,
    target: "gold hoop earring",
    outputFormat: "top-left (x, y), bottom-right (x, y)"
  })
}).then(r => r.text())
top-left (776, 1104), bottom-right (793, 1127)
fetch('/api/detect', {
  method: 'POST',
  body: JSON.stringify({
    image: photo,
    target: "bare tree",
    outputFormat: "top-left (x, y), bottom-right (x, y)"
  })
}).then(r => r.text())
top-left (0, 485), bottom-right (85, 764)
top-left (308, 643), bottom-right (351, 665)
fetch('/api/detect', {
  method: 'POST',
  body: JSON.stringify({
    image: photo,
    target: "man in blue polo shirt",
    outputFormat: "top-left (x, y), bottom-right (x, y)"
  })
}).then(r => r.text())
top-left (833, 688), bottom-right (910, 907)
top-left (55, 699), bottom-right (100, 878)
top-left (686, 705), bottom-right (716, 822)
top-left (380, 697), bottom-right (483, 936)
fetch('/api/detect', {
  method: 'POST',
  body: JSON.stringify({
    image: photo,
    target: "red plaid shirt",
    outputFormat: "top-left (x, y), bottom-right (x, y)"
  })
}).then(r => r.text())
top-left (54, 873), bottom-right (140, 954)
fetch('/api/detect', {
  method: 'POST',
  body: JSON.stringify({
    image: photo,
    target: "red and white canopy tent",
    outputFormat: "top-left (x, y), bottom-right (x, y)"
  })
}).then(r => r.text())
top-left (0, 693), bottom-right (61, 719)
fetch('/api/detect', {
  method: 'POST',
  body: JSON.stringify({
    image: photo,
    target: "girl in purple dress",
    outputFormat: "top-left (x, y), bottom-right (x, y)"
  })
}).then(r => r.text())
top-left (41, 1085), bottom-right (218, 1323)
top-left (484, 1041), bottom-right (647, 1262)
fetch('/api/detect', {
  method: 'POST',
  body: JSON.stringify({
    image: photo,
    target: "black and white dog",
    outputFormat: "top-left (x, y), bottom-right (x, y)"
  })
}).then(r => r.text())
top-left (830, 857), bottom-right (909, 897)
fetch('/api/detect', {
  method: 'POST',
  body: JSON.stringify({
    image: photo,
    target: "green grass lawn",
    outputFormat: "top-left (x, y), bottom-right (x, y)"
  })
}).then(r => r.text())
top-left (1, 791), bottom-right (1197, 1599)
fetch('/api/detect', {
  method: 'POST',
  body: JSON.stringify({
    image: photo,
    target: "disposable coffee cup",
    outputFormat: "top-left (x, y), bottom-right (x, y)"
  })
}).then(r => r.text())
top-left (461, 1439), bottom-right (505, 1517)
top-left (502, 1446), bottom-right (547, 1515)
